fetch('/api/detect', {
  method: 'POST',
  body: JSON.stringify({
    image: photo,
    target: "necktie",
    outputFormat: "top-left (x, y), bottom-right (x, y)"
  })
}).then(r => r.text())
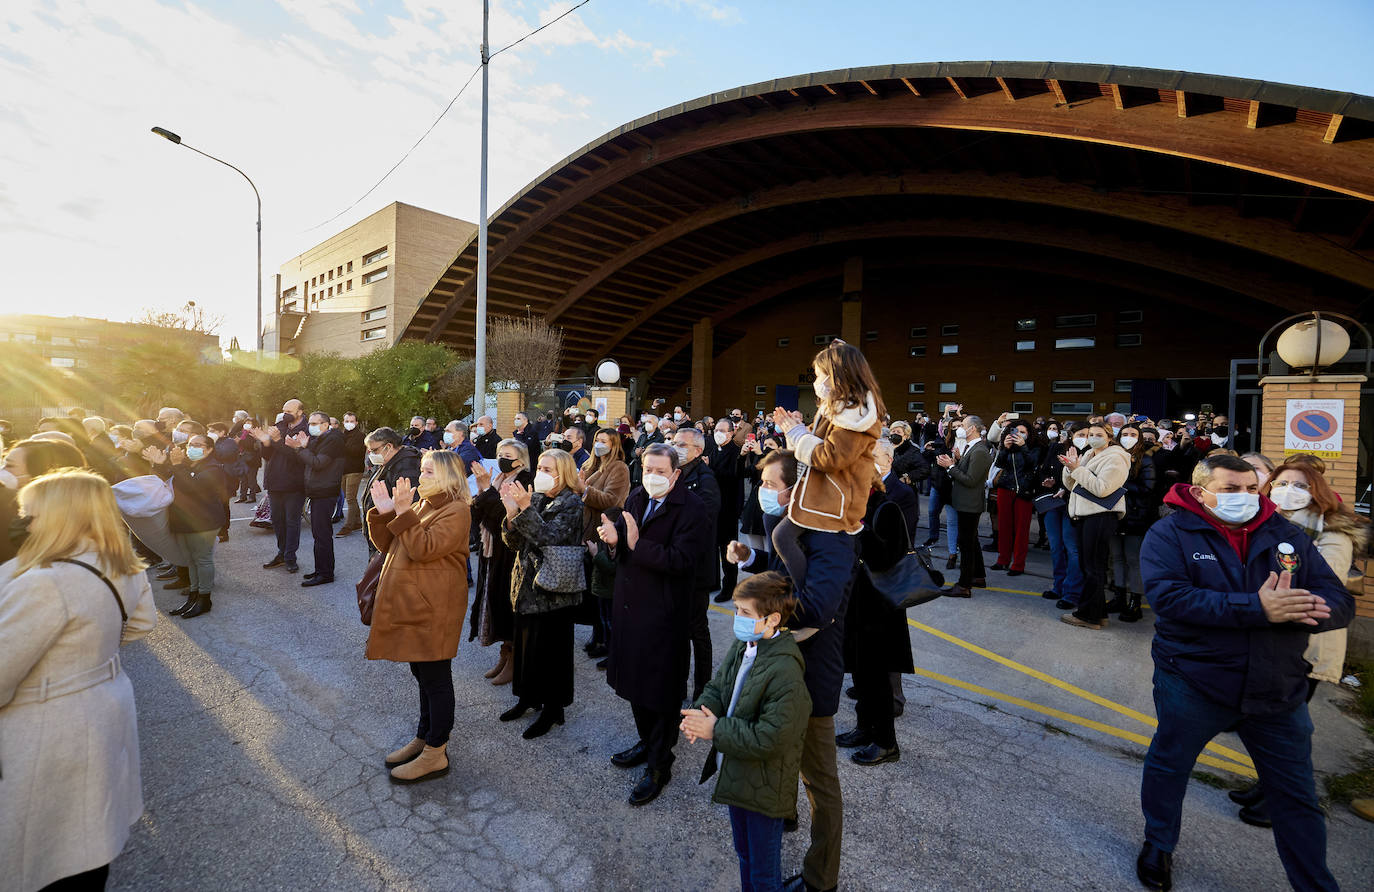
top-left (643, 499), bottom-right (659, 524)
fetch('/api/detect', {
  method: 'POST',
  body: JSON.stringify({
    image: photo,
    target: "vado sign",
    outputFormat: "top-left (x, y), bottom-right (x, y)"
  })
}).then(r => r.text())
top-left (1284, 399), bottom-right (1344, 459)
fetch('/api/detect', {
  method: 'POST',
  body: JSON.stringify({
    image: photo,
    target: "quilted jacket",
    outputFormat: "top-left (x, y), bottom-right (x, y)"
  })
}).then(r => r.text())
top-left (502, 488), bottom-right (585, 614)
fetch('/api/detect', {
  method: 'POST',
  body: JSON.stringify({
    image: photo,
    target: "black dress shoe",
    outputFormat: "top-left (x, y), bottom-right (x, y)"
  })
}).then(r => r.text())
top-left (1238, 801), bottom-right (1272, 828)
top-left (990, 563), bottom-right (1008, 572)
top-left (1006, 569), bottom-right (1023, 577)
top-left (301, 575), bottom-right (334, 587)
top-left (783, 817), bottom-right (799, 833)
top-left (285, 562), bottom-right (299, 574)
top-left (582, 641), bottom-right (597, 655)
top-left (612, 741), bottom-right (648, 768)
top-left (596, 656), bottom-right (609, 670)
top-left (522, 707), bottom-right (565, 740)
top-left (180, 593), bottom-right (212, 618)
top-left (944, 585), bottom-right (972, 598)
top-left (499, 702), bottom-right (540, 722)
top-left (1042, 590), bottom-right (1060, 600)
top-left (155, 565), bottom-right (180, 580)
top-left (921, 537), bottom-right (937, 547)
top-left (851, 743), bottom-right (900, 765)
top-left (1136, 842), bottom-right (1173, 891)
top-left (1055, 598), bottom-right (1076, 610)
top-left (263, 555), bottom-right (285, 569)
top-left (628, 768), bottom-right (669, 806)
top-left (1228, 783), bottom-right (1264, 807)
top-left (835, 728), bottom-right (872, 748)
top-left (586, 643), bottom-right (608, 659)
top-left (713, 590), bottom-right (732, 603)
top-left (168, 591), bottom-right (200, 616)
top-left (845, 686), bottom-right (858, 700)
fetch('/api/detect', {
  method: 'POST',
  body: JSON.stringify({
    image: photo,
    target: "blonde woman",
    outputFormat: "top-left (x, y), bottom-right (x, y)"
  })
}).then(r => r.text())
top-left (1060, 423), bottom-right (1131, 630)
top-left (367, 450), bottom-right (472, 784)
top-left (0, 469), bottom-right (157, 891)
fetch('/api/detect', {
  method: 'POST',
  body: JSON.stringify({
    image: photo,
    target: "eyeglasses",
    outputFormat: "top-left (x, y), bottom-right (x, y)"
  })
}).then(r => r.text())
top-left (1271, 481), bottom-right (1310, 491)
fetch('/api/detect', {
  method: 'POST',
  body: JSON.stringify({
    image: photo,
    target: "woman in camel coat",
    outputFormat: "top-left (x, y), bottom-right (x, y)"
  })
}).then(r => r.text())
top-left (367, 450), bottom-right (471, 785)
top-left (1, 469), bottom-right (158, 892)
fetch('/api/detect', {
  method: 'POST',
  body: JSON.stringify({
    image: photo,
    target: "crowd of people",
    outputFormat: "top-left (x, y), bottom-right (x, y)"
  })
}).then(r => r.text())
top-left (0, 338), bottom-right (1366, 891)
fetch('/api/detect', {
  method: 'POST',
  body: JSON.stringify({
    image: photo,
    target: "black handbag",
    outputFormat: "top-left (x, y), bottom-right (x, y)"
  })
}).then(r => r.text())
top-left (859, 503), bottom-right (946, 610)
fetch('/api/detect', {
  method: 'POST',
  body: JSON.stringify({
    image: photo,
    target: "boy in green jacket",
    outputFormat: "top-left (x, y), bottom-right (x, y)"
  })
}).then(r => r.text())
top-left (681, 571), bottom-right (812, 892)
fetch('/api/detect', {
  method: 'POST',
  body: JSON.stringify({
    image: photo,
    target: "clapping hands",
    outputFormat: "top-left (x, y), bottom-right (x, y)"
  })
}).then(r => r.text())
top-left (369, 478), bottom-right (395, 514)
top-left (392, 477), bottom-right (414, 513)
top-left (679, 705), bottom-right (717, 743)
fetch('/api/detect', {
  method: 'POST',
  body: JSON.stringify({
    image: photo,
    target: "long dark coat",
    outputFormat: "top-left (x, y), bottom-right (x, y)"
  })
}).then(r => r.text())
top-left (468, 469), bottom-right (531, 644)
top-left (711, 441), bottom-right (745, 547)
top-left (843, 489), bottom-right (917, 675)
top-left (606, 480), bottom-right (711, 712)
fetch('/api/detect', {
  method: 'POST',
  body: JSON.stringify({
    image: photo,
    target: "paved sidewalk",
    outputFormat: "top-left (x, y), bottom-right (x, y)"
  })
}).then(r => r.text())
top-left (107, 499), bottom-right (1374, 891)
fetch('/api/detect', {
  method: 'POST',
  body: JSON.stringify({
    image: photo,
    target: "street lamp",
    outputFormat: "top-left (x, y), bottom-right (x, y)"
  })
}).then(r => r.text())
top-left (151, 125), bottom-right (263, 355)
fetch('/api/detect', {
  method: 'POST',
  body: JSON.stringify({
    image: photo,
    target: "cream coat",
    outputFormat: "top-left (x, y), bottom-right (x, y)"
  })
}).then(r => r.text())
top-left (1286, 508), bottom-right (1361, 684)
top-left (1066, 445), bottom-right (1131, 519)
top-left (0, 552), bottom-right (157, 892)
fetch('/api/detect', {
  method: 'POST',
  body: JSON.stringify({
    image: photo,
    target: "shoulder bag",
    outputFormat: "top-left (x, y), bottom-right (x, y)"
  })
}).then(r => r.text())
top-left (534, 545), bottom-right (588, 593)
top-left (357, 549), bottom-right (385, 626)
top-left (1073, 486), bottom-right (1127, 511)
top-left (56, 558), bottom-right (127, 637)
top-left (858, 504), bottom-right (946, 610)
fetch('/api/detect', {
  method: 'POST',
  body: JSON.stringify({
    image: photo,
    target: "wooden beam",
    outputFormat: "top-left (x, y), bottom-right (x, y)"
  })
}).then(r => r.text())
top-left (1247, 100), bottom-right (1262, 130)
top-left (1324, 113), bottom-right (1345, 144)
top-left (1176, 90), bottom-right (1189, 118)
top-left (1110, 84), bottom-right (1125, 111)
top-left (1049, 79), bottom-right (1069, 106)
top-left (857, 80), bottom-right (879, 96)
top-left (898, 77), bottom-right (921, 97)
top-left (946, 77), bottom-right (969, 100)
top-left (819, 83), bottom-right (838, 96)
top-left (996, 77), bottom-right (1017, 102)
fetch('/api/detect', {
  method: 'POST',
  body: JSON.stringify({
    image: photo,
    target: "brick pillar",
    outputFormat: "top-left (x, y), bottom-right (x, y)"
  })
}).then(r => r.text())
top-left (494, 390), bottom-right (525, 438)
top-left (588, 387), bottom-right (627, 428)
top-left (841, 256), bottom-right (862, 344)
top-left (691, 319), bottom-right (713, 418)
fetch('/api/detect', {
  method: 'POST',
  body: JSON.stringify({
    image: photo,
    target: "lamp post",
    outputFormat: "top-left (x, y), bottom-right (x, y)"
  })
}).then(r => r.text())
top-left (151, 126), bottom-right (263, 355)
top-left (474, 0), bottom-right (491, 424)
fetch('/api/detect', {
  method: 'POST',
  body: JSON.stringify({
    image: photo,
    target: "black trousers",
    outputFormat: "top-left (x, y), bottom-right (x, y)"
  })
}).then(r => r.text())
top-left (269, 490), bottom-right (305, 562)
top-left (409, 659), bottom-right (455, 747)
top-left (513, 606), bottom-right (575, 709)
top-left (1074, 513), bottom-right (1118, 624)
top-left (854, 661), bottom-right (898, 749)
top-left (955, 510), bottom-right (985, 586)
top-left (684, 587), bottom-right (712, 700)
top-left (307, 497), bottom-right (335, 576)
top-left (632, 702), bottom-right (680, 773)
top-left (41, 864), bottom-right (109, 891)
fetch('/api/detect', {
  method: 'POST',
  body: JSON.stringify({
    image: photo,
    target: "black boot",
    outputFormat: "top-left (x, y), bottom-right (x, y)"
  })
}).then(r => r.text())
top-left (1119, 591), bottom-right (1143, 623)
top-left (1104, 586), bottom-right (1127, 614)
top-left (522, 707), bottom-right (565, 740)
top-left (1228, 783), bottom-right (1264, 807)
top-left (180, 592), bottom-right (212, 618)
top-left (168, 590), bottom-right (199, 616)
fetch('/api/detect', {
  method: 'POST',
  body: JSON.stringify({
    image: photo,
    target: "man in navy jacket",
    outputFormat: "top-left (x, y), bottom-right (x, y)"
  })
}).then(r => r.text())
top-left (1136, 453), bottom-right (1352, 892)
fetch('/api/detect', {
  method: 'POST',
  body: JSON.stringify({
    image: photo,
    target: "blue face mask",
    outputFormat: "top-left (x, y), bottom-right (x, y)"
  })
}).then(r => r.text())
top-left (308, 425), bottom-right (322, 437)
top-left (1205, 490), bottom-right (1260, 525)
top-left (759, 486), bottom-right (787, 516)
top-left (185, 447), bottom-right (205, 462)
top-left (443, 432), bottom-right (455, 445)
top-left (733, 613), bottom-right (765, 642)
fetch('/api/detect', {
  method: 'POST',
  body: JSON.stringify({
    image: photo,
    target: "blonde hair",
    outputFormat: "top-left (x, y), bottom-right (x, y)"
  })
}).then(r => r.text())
top-left (15, 469), bottom-right (145, 578)
top-left (419, 450), bottom-right (472, 504)
top-left (497, 437), bottom-right (530, 472)
top-left (537, 448), bottom-right (580, 493)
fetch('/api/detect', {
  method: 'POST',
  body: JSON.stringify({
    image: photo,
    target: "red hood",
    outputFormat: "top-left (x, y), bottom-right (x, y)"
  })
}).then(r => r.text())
top-left (1163, 483), bottom-right (1277, 560)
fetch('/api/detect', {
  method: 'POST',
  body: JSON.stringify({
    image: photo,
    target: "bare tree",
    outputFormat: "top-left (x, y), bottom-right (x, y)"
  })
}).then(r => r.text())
top-left (486, 314), bottom-right (564, 401)
top-left (134, 301), bottom-right (224, 335)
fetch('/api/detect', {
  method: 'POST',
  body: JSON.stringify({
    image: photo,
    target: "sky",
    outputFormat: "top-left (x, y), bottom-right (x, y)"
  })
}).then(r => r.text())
top-left (2, 0), bottom-right (1372, 348)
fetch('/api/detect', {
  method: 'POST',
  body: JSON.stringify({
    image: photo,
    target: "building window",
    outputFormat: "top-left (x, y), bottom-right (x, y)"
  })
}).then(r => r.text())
top-left (938, 382), bottom-right (957, 394)
top-left (909, 326), bottom-right (927, 339)
top-left (1055, 337), bottom-right (1096, 350)
top-left (1116, 333), bottom-right (1142, 347)
top-left (754, 400), bottom-right (766, 410)
top-left (346, 261), bottom-right (353, 273)
top-left (1115, 379), bottom-right (1133, 393)
top-left (363, 246), bottom-right (388, 265)
top-left (362, 267), bottom-right (389, 285)
top-left (77, 337), bottom-right (98, 348)
top-left (328, 269), bottom-right (334, 281)
top-left (1117, 310), bottom-right (1143, 324)
top-left (283, 300), bottom-right (301, 312)
top-left (941, 324), bottom-right (959, 336)
top-left (864, 330), bottom-right (878, 342)
top-left (909, 346), bottom-right (926, 358)
top-left (310, 276), bottom-right (316, 287)
top-left (908, 383), bottom-right (925, 394)
top-left (13, 332), bottom-right (36, 344)
top-left (1015, 318), bottom-right (1037, 331)
top-left (1013, 381), bottom-right (1034, 393)
top-left (1052, 380), bottom-right (1095, 393)
top-left (776, 337), bottom-right (790, 348)
top-left (51, 336), bottom-right (73, 346)
top-left (346, 280), bottom-right (353, 291)
top-left (1052, 402), bottom-right (1094, 415)
top-left (812, 333), bottom-right (838, 346)
top-left (907, 401), bottom-right (925, 413)
top-left (50, 356), bottom-right (75, 368)
top-left (282, 286), bottom-right (297, 299)
top-left (337, 265), bottom-right (343, 277)
top-left (1011, 402), bottom-right (1034, 414)
top-left (1055, 313), bottom-right (1097, 328)
top-left (361, 326), bottom-right (387, 342)
top-left (754, 385), bottom-right (767, 395)
top-left (941, 344), bottom-right (959, 355)
top-left (1015, 340), bottom-right (1035, 351)
top-left (362, 306), bottom-right (387, 323)
top-left (327, 286), bottom-right (333, 297)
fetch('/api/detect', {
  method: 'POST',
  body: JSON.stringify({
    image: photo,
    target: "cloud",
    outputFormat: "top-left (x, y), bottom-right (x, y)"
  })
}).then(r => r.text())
top-left (651, 0), bottom-right (744, 25)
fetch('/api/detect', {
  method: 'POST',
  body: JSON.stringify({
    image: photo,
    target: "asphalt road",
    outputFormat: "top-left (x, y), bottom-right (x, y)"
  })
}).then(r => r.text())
top-left (106, 497), bottom-right (1374, 891)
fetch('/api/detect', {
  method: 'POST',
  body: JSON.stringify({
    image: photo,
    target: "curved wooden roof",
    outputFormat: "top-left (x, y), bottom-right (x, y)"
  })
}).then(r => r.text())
top-left (403, 61), bottom-right (1374, 388)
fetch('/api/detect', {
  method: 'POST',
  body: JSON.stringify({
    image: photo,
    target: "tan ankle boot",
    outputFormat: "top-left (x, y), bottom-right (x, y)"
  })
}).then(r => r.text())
top-left (384, 736), bottom-right (425, 767)
top-left (389, 744), bottom-right (448, 783)
top-left (490, 642), bottom-right (514, 686)
top-left (483, 644), bottom-right (509, 679)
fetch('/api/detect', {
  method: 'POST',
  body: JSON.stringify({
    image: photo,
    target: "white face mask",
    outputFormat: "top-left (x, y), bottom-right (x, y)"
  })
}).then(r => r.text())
top-left (172, 430), bottom-right (189, 444)
top-left (713, 431), bottom-right (730, 446)
top-left (673, 444), bottom-right (691, 463)
top-left (673, 412), bottom-right (683, 422)
top-left (368, 451), bottom-right (387, 466)
top-left (1072, 436), bottom-right (1089, 450)
top-left (1211, 433), bottom-right (1227, 447)
top-left (0, 468), bottom-right (16, 490)
top-left (643, 473), bottom-right (672, 498)
top-left (533, 471), bottom-right (556, 494)
top-left (1270, 484), bottom-right (1311, 512)
top-left (812, 374), bottom-right (832, 401)
top-left (1120, 436), bottom-right (1139, 450)
top-left (593, 442), bottom-right (610, 456)
top-left (1045, 429), bottom-right (1060, 440)
top-left (243, 422), bottom-right (252, 431)
top-left (874, 461), bottom-right (886, 476)
top-left (955, 428), bottom-right (968, 440)
top-left (344, 421), bottom-right (357, 431)
top-left (308, 425), bottom-right (323, 437)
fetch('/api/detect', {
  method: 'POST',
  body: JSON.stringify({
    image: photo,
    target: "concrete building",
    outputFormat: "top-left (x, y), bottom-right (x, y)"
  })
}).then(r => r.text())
top-left (268, 202), bottom-right (474, 357)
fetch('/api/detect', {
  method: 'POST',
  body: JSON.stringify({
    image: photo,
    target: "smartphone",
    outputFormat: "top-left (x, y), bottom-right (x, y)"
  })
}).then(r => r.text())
top-left (1006, 412), bottom-right (1020, 420)
top-left (746, 433), bottom-right (756, 441)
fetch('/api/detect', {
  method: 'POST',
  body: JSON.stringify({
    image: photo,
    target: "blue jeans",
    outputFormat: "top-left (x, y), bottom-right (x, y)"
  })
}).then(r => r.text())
top-left (926, 487), bottom-right (946, 543)
top-left (1042, 508), bottom-right (1082, 600)
top-left (269, 490), bottom-right (306, 562)
top-left (729, 805), bottom-right (784, 892)
top-left (1142, 667), bottom-right (1336, 892)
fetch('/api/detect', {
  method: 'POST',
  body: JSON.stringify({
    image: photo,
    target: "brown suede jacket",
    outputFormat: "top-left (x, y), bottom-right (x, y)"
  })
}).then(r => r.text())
top-left (783, 392), bottom-right (882, 534)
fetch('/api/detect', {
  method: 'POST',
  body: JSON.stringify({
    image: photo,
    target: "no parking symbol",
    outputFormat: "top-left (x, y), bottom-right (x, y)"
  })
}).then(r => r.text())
top-left (1284, 399), bottom-right (1344, 459)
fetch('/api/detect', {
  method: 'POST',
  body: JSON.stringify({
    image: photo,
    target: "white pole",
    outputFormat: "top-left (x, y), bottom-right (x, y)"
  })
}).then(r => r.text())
top-left (474, 0), bottom-right (490, 420)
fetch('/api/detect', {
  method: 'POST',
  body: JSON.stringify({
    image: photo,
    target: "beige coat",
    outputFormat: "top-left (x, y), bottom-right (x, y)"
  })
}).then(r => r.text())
top-left (580, 459), bottom-right (630, 541)
top-left (1287, 508), bottom-right (1365, 683)
top-left (365, 492), bottom-right (471, 663)
top-left (785, 392), bottom-right (882, 534)
top-left (0, 552), bottom-right (157, 892)
top-left (1066, 445), bottom-right (1131, 519)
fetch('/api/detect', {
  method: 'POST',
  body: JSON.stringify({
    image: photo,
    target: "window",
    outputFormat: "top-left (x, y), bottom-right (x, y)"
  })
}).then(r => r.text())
top-left (310, 276), bottom-right (316, 287)
top-left (1117, 310), bottom-right (1143, 324)
top-left (1013, 380), bottom-right (1034, 393)
top-left (1055, 337), bottom-right (1096, 350)
top-left (907, 401), bottom-right (925, 413)
top-left (282, 286), bottom-right (297, 298)
top-left (941, 344), bottom-right (959, 355)
top-left (1015, 318), bottom-right (1037, 331)
top-left (361, 326), bottom-right (387, 342)
top-left (776, 337), bottom-right (790, 348)
top-left (1015, 340), bottom-right (1035, 351)
top-left (1116, 333), bottom-right (1142, 347)
top-left (909, 326), bottom-right (927, 339)
top-left (326, 286), bottom-right (333, 297)
top-left (13, 332), bottom-right (36, 344)
top-left (909, 346), bottom-right (926, 358)
top-left (754, 401), bottom-right (766, 410)
top-left (754, 385), bottom-right (767, 395)
top-left (864, 330), bottom-right (878, 342)
top-left (50, 356), bottom-right (75, 368)
top-left (346, 261), bottom-right (353, 273)
top-left (362, 267), bottom-right (389, 285)
top-left (908, 383), bottom-right (925, 394)
top-left (77, 337), bottom-right (98, 348)
top-left (812, 333), bottom-right (838, 346)
top-left (362, 306), bottom-right (387, 323)
top-left (283, 300), bottom-right (301, 312)
top-left (337, 265), bottom-right (343, 277)
top-left (1114, 379), bottom-right (1133, 393)
top-left (346, 280), bottom-right (353, 291)
top-left (363, 246), bottom-right (388, 265)
top-left (1055, 313), bottom-right (1097, 328)
top-left (1052, 380), bottom-right (1095, 393)
top-left (941, 324), bottom-right (959, 336)
top-left (328, 269), bottom-right (334, 281)
top-left (1052, 402), bottom-right (1094, 415)
top-left (1011, 402), bottom-right (1034, 414)
top-left (938, 382), bottom-right (957, 394)
top-left (51, 336), bottom-right (73, 346)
